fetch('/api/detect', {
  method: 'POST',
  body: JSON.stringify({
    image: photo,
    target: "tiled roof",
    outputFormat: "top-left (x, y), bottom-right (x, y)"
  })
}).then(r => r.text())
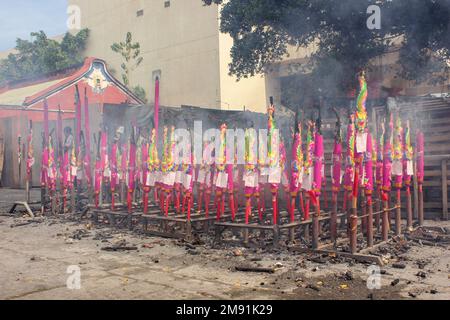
top-left (0, 78), bottom-right (69, 106)
top-left (0, 57), bottom-right (144, 108)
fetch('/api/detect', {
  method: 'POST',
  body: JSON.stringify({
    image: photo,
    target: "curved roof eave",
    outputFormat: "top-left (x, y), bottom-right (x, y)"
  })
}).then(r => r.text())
top-left (23, 57), bottom-right (145, 108)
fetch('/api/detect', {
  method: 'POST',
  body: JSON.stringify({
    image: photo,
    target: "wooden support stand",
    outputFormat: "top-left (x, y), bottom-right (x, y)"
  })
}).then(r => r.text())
top-left (7, 201), bottom-right (35, 218)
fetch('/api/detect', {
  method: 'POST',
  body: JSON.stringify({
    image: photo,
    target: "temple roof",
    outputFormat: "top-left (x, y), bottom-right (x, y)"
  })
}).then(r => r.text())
top-left (0, 57), bottom-right (145, 113)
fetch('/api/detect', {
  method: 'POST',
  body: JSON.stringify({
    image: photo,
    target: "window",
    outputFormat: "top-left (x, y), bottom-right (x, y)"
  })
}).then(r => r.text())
top-left (136, 9), bottom-right (144, 17)
top-left (164, 1), bottom-right (170, 8)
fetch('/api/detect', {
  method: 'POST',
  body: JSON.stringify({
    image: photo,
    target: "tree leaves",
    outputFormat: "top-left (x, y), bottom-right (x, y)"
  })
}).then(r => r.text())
top-left (203, 0), bottom-right (450, 94)
top-left (0, 29), bottom-right (89, 84)
top-left (110, 32), bottom-right (146, 100)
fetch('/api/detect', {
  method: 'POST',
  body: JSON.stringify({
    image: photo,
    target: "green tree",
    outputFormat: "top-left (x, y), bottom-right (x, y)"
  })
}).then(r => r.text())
top-left (132, 85), bottom-right (148, 104)
top-left (0, 29), bottom-right (89, 84)
top-left (203, 0), bottom-right (450, 96)
top-left (111, 32), bottom-right (143, 87)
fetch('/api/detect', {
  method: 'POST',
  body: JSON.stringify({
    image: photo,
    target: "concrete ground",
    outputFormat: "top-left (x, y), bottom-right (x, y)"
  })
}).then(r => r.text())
top-left (0, 188), bottom-right (449, 300)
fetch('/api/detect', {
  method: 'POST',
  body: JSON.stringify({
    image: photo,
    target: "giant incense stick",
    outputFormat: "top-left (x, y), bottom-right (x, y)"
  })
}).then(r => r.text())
top-left (56, 106), bottom-right (63, 212)
top-left (313, 104), bottom-right (324, 215)
top-left (290, 111), bottom-right (303, 222)
top-left (403, 120), bottom-right (414, 229)
top-left (110, 129), bottom-right (121, 211)
top-left (181, 129), bottom-right (194, 220)
top-left (350, 72), bottom-right (368, 253)
top-left (393, 114), bottom-right (404, 235)
top-left (280, 138), bottom-right (290, 218)
top-left (127, 128), bottom-right (137, 213)
top-left (74, 86), bottom-right (82, 211)
top-left (364, 131), bottom-right (374, 246)
top-left (147, 127), bottom-right (160, 209)
top-left (48, 133), bottom-right (57, 214)
top-left (375, 121), bottom-right (385, 230)
top-left (161, 126), bottom-right (176, 216)
top-left (331, 108), bottom-right (342, 241)
top-left (226, 127), bottom-right (237, 221)
top-left (416, 124), bottom-right (424, 226)
top-left (40, 99), bottom-right (50, 214)
top-left (343, 111), bottom-right (355, 213)
top-left (141, 131), bottom-right (150, 214)
top-left (244, 126), bottom-right (258, 224)
top-left (382, 109), bottom-right (394, 241)
top-left (267, 97), bottom-right (281, 225)
top-left (311, 104), bottom-right (324, 249)
top-left (120, 139), bottom-right (128, 206)
top-left (83, 88), bottom-right (92, 189)
top-left (94, 132), bottom-right (102, 208)
top-left (303, 119), bottom-right (315, 221)
top-left (215, 123), bottom-right (227, 221)
top-left (26, 120), bottom-right (34, 204)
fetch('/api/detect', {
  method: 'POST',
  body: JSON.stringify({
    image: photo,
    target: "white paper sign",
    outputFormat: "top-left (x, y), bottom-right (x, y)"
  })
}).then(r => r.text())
top-left (197, 169), bottom-right (206, 183)
top-left (212, 172), bottom-right (218, 186)
top-left (244, 172), bottom-right (258, 187)
top-left (164, 172), bottom-right (176, 186)
top-left (302, 173), bottom-right (312, 191)
top-left (156, 171), bottom-right (162, 183)
top-left (47, 168), bottom-right (54, 178)
top-left (407, 160), bottom-right (414, 176)
top-left (71, 166), bottom-right (78, 176)
top-left (268, 167), bottom-right (281, 184)
top-left (260, 167), bottom-right (270, 176)
top-left (216, 172), bottom-right (228, 188)
top-left (356, 132), bottom-right (368, 153)
top-left (183, 174), bottom-right (192, 189)
top-left (298, 170), bottom-right (304, 187)
top-left (293, 174), bottom-right (299, 188)
top-left (175, 171), bottom-right (183, 184)
top-left (104, 168), bottom-right (111, 178)
top-left (281, 172), bottom-right (289, 187)
top-left (393, 160), bottom-right (403, 176)
top-left (205, 172), bottom-right (212, 187)
top-left (146, 173), bottom-right (156, 187)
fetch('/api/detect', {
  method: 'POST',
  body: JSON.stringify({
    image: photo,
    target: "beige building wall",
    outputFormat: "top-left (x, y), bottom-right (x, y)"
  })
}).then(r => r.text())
top-left (68, 0), bottom-right (270, 111)
top-left (218, 32), bottom-right (267, 112)
top-left (69, 0), bottom-right (222, 108)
